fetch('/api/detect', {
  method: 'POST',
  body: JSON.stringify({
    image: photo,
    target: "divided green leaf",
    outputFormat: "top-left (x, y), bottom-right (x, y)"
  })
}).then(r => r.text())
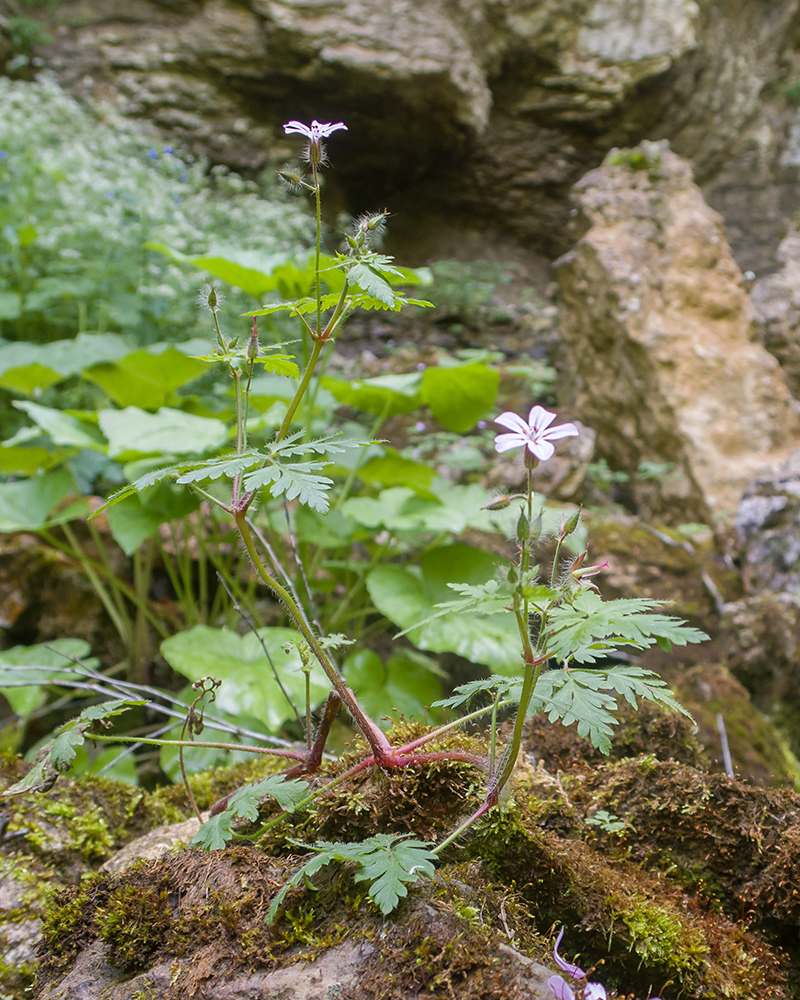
top-left (190, 775), bottom-right (309, 850)
top-left (266, 834), bottom-right (436, 923)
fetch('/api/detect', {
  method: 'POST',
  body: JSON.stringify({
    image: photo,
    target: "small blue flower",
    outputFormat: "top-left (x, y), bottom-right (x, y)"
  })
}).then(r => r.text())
top-left (173, 195), bottom-right (182, 205)
top-left (106, 190), bottom-right (116, 199)
top-left (164, 146), bottom-right (174, 155)
top-left (0, 150), bottom-right (7, 160)
top-left (147, 149), bottom-right (159, 160)
top-left (179, 172), bottom-right (188, 183)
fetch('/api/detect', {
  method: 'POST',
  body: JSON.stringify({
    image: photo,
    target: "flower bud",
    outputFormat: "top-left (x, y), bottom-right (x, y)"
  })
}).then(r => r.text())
top-left (247, 317), bottom-right (259, 363)
top-left (516, 511), bottom-right (529, 544)
top-left (197, 282), bottom-right (223, 312)
top-left (529, 511), bottom-right (543, 543)
top-left (482, 494), bottom-right (512, 511)
top-left (561, 505), bottom-right (582, 538)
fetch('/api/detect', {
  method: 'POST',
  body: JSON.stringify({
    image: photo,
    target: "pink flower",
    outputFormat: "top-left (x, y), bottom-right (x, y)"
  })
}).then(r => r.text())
top-left (548, 928), bottom-right (607, 1000)
top-left (283, 120), bottom-right (348, 141)
top-left (494, 406), bottom-right (579, 462)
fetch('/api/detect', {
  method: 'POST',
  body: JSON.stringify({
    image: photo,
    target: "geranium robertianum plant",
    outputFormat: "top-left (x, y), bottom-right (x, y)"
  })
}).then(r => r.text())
top-left (3, 119), bottom-right (707, 918)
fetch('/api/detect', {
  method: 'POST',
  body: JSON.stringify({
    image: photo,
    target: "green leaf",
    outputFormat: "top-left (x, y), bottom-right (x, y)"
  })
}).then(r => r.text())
top-left (433, 676), bottom-right (522, 712)
top-left (98, 406), bottom-right (228, 459)
top-left (323, 372), bottom-right (422, 417)
top-left (546, 591), bottom-right (709, 666)
top-left (0, 469), bottom-right (77, 532)
top-left (346, 263), bottom-right (396, 307)
top-left (83, 347), bottom-right (207, 409)
top-left (0, 335), bottom-right (129, 395)
top-left (342, 487), bottom-right (455, 532)
top-left (357, 450), bottom-right (436, 496)
top-left (257, 354), bottom-right (300, 379)
top-left (366, 545), bottom-right (520, 672)
top-left (420, 362), bottom-right (499, 434)
top-left (342, 650), bottom-right (443, 727)
top-left (146, 243), bottom-right (296, 298)
top-left (0, 445), bottom-right (58, 475)
top-left (0, 638), bottom-right (95, 716)
top-left (0, 290), bottom-right (22, 320)
top-left (106, 484), bottom-right (201, 555)
top-left (174, 452), bottom-right (262, 484)
top-left (244, 462), bottom-right (333, 513)
top-left (160, 626), bottom-right (329, 731)
top-left (189, 811), bottom-right (233, 851)
top-left (190, 774), bottom-right (309, 849)
top-left (266, 834), bottom-right (436, 923)
top-left (3, 698), bottom-right (145, 796)
top-left (526, 665), bottom-right (691, 754)
top-left (14, 401), bottom-right (106, 450)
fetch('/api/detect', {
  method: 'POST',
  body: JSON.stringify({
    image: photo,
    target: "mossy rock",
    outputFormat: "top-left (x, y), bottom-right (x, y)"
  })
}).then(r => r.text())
top-left (19, 730), bottom-right (799, 1000)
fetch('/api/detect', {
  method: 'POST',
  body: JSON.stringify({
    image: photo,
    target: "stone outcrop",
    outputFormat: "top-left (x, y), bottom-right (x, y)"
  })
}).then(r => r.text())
top-left (751, 228), bottom-right (800, 399)
top-left (556, 140), bottom-right (800, 523)
top-left (735, 447), bottom-right (800, 594)
top-left (15, 0), bottom-right (800, 267)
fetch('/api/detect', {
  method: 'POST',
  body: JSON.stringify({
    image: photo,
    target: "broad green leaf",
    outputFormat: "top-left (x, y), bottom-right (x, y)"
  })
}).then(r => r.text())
top-left (323, 372), bottom-right (422, 417)
top-left (146, 243), bottom-right (295, 298)
top-left (366, 545), bottom-right (520, 671)
top-left (420, 362), bottom-right (499, 433)
top-left (0, 469), bottom-right (76, 532)
top-left (15, 401), bottom-right (106, 450)
top-left (0, 638), bottom-right (94, 716)
top-left (0, 446), bottom-right (57, 475)
top-left (0, 363), bottom-right (63, 395)
top-left (342, 650), bottom-right (443, 727)
top-left (0, 290), bottom-right (22, 320)
top-left (342, 488), bottom-right (456, 533)
top-left (98, 406), bottom-right (228, 459)
top-left (83, 347), bottom-right (207, 409)
top-left (293, 506), bottom-right (358, 548)
top-left (357, 450), bottom-right (436, 496)
top-left (0, 334), bottom-right (128, 388)
top-left (106, 484), bottom-right (200, 555)
top-left (160, 626), bottom-right (330, 731)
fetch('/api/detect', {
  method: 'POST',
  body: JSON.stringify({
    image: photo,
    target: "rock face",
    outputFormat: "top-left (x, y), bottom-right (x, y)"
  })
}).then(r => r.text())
top-left (736, 447), bottom-right (800, 594)
top-left (751, 228), bottom-right (800, 399)
top-left (20, 0), bottom-right (800, 266)
top-left (556, 140), bottom-right (800, 523)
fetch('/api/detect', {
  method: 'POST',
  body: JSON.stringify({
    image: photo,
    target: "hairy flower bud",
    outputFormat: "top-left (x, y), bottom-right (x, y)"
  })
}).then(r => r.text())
top-left (196, 282), bottom-right (223, 312)
top-left (247, 317), bottom-right (259, 363)
top-left (482, 494), bottom-right (512, 511)
top-left (516, 511), bottom-right (529, 545)
top-left (561, 506), bottom-right (582, 538)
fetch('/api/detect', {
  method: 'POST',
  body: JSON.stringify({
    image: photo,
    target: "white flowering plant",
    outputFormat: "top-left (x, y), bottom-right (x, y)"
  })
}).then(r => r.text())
top-left (2, 117), bottom-right (706, 926)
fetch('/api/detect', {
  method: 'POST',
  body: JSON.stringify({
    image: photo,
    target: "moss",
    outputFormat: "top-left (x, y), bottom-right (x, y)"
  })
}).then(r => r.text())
top-left (95, 871), bottom-right (173, 971)
top-left (466, 790), bottom-right (792, 998)
top-left (620, 898), bottom-right (708, 975)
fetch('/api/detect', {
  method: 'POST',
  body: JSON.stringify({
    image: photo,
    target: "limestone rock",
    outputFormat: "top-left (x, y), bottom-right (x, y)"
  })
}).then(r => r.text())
top-left (27, 0), bottom-right (800, 265)
top-left (736, 448), bottom-right (800, 594)
top-left (722, 592), bottom-right (800, 753)
top-left (751, 229), bottom-right (800, 399)
top-left (100, 814), bottom-right (204, 874)
top-left (556, 140), bottom-right (800, 523)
